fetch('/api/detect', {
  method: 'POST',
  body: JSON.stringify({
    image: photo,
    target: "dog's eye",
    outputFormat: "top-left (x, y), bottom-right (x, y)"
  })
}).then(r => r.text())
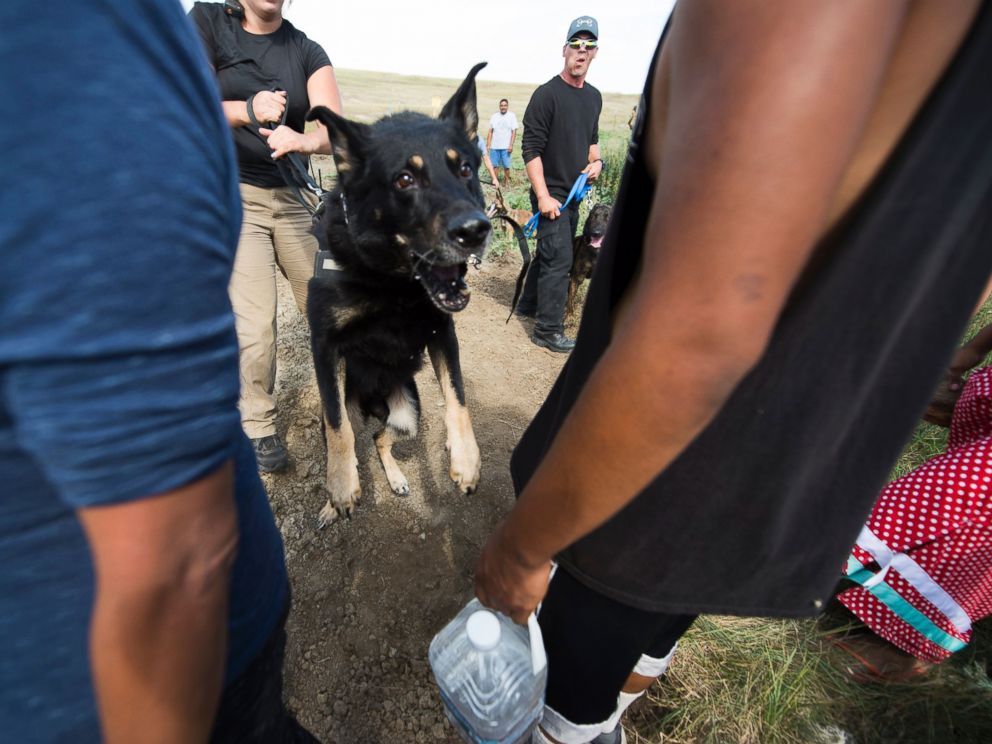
top-left (459, 162), bottom-right (473, 179)
top-left (395, 172), bottom-right (416, 190)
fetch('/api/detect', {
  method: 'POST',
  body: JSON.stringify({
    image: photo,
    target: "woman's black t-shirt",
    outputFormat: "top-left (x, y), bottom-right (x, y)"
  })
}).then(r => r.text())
top-left (190, 2), bottom-right (331, 188)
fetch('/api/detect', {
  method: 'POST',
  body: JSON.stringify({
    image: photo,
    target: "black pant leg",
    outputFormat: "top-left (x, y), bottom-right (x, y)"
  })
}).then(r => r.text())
top-left (211, 606), bottom-right (321, 744)
top-left (534, 206), bottom-right (578, 336)
top-left (538, 568), bottom-right (696, 727)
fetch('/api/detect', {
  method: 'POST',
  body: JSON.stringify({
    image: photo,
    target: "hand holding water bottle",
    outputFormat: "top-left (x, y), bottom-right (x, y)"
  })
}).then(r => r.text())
top-left (474, 517), bottom-right (553, 624)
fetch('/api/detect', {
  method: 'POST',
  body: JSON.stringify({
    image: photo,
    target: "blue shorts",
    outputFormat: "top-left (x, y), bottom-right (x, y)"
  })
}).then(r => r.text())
top-left (490, 149), bottom-right (511, 169)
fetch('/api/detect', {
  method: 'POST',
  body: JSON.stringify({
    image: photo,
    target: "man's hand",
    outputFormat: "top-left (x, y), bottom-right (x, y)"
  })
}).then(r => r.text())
top-left (537, 194), bottom-right (563, 220)
top-left (924, 370), bottom-right (964, 427)
top-left (475, 519), bottom-right (552, 624)
top-left (925, 324), bottom-right (992, 426)
top-left (250, 90), bottom-right (286, 124)
top-left (260, 125), bottom-right (311, 159)
top-left (582, 159), bottom-right (603, 183)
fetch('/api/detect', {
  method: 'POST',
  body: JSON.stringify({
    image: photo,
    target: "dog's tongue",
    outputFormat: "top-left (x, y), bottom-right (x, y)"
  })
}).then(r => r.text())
top-left (590, 236), bottom-right (604, 248)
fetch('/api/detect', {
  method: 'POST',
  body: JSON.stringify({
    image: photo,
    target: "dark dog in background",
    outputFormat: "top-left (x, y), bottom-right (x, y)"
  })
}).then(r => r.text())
top-left (565, 203), bottom-right (612, 321)
top-left (306, 63), bottom-right (490, 526)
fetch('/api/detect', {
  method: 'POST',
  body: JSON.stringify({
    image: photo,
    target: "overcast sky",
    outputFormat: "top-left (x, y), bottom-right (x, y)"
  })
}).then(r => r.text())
top-left (181, 1), bottom-right (675, 94)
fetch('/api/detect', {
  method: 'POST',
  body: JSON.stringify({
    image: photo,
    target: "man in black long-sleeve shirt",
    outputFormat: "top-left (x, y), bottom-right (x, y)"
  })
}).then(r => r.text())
top-left (517, 16), bottom-right (604, 353)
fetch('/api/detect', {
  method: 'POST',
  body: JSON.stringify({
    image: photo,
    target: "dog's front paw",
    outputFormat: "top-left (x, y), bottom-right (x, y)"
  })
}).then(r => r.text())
top-left (448, 435), bottom-right (481, 495)
top-left (317, 487), bottom-right (360, 528)
top-left (318, 465), bottom-right (361, 528)
top-left (386, 472), bottom-right (410, 496)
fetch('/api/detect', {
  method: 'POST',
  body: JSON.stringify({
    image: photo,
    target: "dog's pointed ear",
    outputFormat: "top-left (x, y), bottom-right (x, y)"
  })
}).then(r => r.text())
top-left (439, 62), bottom-right (487, 143)
top-left (306, 106), bottom-right (371, 179)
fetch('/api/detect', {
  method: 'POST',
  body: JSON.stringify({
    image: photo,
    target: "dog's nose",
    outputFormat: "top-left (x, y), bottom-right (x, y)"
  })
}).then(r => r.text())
top-left (447, 213), bottom-right (491, 249)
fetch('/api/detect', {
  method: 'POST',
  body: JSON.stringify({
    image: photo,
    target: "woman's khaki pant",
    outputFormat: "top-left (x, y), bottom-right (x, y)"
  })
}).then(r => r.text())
top-left (230, 183), bottom-right (317, 439)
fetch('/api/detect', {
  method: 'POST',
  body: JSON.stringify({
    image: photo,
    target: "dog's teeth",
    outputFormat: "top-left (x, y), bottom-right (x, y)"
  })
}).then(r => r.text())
top-left (414, 274), bottom-right (420, 280)
top-left (438, 293), bottom-right (447, 300)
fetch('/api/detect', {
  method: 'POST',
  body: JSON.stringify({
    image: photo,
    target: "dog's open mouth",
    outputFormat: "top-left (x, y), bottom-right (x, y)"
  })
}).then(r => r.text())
top-left (415, 262), bottom-right (471, 312)
top-left (589, 235), bottom-right (605, 248)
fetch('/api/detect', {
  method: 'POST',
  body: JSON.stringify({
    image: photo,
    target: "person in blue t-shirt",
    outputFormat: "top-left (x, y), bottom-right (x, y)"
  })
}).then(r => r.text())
top-left (0, 1), bottom-right (312, 741)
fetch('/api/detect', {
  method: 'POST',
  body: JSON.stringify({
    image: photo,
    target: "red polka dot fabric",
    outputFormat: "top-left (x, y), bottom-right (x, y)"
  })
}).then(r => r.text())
top-left (838, 366), bottom-right (992, 662)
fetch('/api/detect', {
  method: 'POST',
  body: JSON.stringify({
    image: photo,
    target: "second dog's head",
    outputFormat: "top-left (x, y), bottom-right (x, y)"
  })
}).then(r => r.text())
top-left (308, 63), bottom-right (491, 313)
top-left (581, 203), bottom-right (612, 254)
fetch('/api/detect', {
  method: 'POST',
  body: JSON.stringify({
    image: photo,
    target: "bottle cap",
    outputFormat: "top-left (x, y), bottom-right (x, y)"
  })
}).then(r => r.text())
top-left (466, 610), bottom-right (501, 651)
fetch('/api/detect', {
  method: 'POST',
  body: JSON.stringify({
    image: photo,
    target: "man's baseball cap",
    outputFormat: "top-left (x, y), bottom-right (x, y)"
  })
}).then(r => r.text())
top-left (566, 16), bottom-right (598, 41)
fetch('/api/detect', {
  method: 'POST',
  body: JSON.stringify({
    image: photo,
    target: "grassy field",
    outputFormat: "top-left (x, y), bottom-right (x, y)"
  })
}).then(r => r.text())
top-left (334, 67), bottom-right (639, 131)
top-left (321, 68), bottom-right (992, 744)
top-left (310, 68), bottom-right (636, 204)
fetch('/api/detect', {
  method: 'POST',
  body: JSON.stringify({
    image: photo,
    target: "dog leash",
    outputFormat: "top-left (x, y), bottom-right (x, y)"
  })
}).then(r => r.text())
top-left (482, 212), bottom-right (533, 323)
top-left (246, 92), bottom-right (327, 222)
top-left (522, 172), bottom-right (592, 238)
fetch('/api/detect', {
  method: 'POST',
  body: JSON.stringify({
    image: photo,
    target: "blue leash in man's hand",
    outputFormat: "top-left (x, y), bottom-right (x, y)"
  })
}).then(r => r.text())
top-left (522, 172), bottom-right (592, 238)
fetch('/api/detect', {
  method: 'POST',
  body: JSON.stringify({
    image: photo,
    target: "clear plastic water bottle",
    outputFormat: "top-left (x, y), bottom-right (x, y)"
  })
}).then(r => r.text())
top-left (429, 599), bottom-right (547, 744)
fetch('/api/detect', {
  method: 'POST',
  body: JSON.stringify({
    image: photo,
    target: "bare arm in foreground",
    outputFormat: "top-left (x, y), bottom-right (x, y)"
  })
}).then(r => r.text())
top-left (475, 0), bottom-right (911, 623)
top-left (79, 463), bottom-right (238, 744)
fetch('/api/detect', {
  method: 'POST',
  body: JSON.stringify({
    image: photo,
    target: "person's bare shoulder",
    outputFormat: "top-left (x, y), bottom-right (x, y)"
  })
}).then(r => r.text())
top-left (643, 0), bottom-right (982, 226)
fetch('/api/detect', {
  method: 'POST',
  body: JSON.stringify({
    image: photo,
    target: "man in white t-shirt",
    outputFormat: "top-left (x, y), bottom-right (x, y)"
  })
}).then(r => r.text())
top-left (486, 98), bottom-right (518, 187)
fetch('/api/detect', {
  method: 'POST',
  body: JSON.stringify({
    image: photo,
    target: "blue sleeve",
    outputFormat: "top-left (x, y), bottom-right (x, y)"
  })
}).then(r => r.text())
top-left (0, 0), bottom-right (244, 508)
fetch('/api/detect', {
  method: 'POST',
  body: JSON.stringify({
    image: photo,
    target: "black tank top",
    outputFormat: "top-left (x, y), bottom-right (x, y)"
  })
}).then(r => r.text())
top-left (510, 3), bottom-right (992, 617)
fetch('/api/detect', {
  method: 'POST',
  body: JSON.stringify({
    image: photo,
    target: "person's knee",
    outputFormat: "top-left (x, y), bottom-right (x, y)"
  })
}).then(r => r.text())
top-left (621, 671), bottom-right (656, 694)
top-left (540, 232), bottom-right (573, 274)
top-left (232, 308), bottom-right (276, 349)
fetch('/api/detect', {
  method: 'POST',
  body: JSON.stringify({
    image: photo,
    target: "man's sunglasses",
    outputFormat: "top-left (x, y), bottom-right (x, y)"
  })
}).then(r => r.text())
top-left (567, 38), bottom-right (598, 50)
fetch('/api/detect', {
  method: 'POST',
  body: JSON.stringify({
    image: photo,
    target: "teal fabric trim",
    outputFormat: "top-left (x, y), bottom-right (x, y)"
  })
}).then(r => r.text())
top-left (845, 557), bottom-right (966, 653)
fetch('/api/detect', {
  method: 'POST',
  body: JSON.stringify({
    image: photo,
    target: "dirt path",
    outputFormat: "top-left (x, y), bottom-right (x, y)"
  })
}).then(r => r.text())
top-left (264, 253), bottom-right (568, 743)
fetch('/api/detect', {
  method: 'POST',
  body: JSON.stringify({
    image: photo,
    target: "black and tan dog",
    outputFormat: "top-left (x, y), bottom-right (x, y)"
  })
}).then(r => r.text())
top-left (485, 188), bottom-right (532, 237)
top-left (305, 64), bottom-right (490, 526)
top-left (565, 203), bottom-right (612, 321)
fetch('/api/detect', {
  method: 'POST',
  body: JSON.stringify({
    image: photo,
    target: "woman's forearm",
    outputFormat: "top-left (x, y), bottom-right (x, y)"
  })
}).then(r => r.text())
top-left (221, 100), bottom-right (250, 128)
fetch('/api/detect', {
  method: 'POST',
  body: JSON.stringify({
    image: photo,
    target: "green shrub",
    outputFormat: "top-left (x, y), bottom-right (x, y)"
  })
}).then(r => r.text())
top-left (593, 136), bottom-right (629, 205)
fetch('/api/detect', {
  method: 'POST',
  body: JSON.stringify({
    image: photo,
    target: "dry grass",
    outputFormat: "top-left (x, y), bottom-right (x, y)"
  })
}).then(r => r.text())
top-left (333, 68), bottom-right (639, 131)
top-left (309, 68), bottom-right (636, 198)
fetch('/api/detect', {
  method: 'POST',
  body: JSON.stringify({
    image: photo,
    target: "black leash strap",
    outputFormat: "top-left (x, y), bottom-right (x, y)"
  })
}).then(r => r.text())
top-left (246, 92), bottom-right (326, 221)
top-left (490, 213), bottom-right (533, 323)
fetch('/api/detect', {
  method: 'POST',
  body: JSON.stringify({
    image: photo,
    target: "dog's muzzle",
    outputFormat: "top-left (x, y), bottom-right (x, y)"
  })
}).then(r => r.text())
top-left (412, 209), bottom-right (490, 314)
